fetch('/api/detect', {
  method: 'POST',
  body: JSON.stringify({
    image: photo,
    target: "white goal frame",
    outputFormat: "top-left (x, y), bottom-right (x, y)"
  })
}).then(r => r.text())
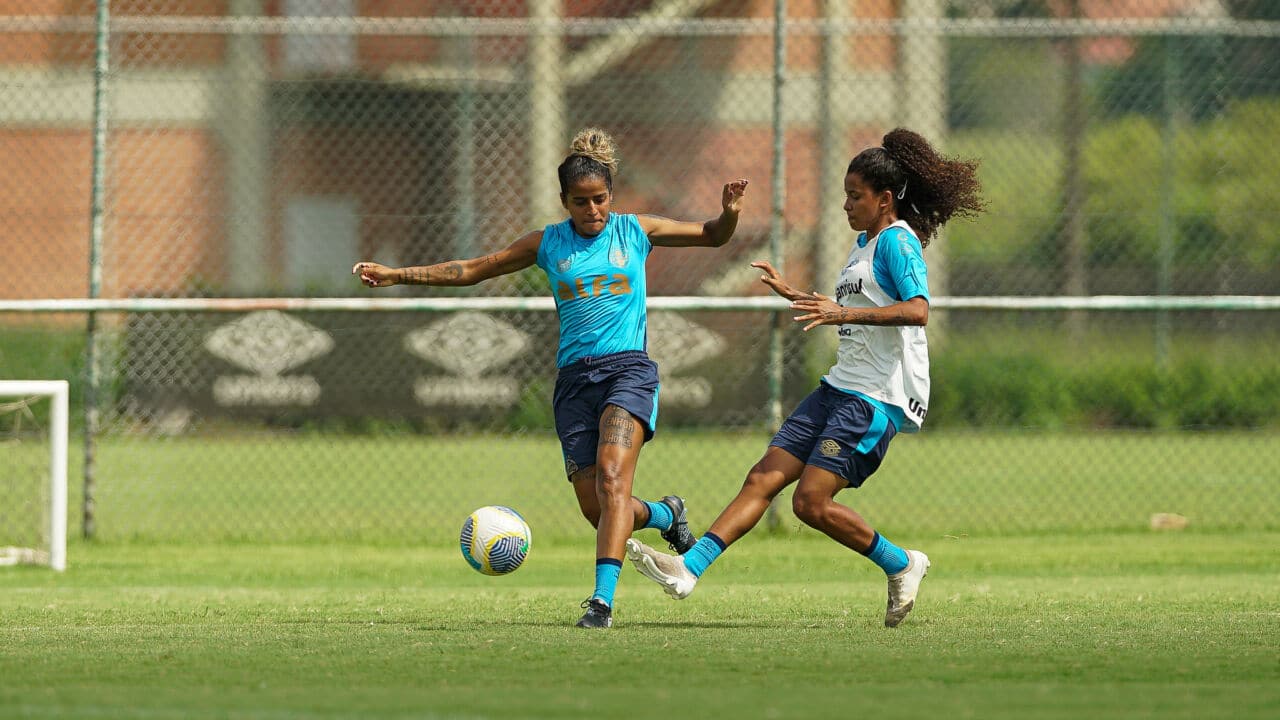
top-left (0, 380), bottom-right (68, 571)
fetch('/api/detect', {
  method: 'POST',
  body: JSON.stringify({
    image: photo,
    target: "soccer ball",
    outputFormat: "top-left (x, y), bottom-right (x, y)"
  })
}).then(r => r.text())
top-left (460, 505), bottom-right (532, 576)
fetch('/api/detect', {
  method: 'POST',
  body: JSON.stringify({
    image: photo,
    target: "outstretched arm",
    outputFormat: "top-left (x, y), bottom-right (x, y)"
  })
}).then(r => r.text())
top-left (752, 259), bottom-right (929, 330)
top-left (641, 179), bottom-right (748, 248)
top-left (353, 231), bottom-right (542, 288)
top-left (789, 295), bottom-right (929, 331)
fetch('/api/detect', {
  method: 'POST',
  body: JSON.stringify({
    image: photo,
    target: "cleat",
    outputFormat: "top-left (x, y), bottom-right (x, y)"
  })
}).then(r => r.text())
top-left (575, 598), bottom-right (613, 629)
top-left (884, 549), bottom-right (930, 627)
top-left (626, 539), bottom-right (698, 600)
top-left (659, 495), bottom-right (696, 554)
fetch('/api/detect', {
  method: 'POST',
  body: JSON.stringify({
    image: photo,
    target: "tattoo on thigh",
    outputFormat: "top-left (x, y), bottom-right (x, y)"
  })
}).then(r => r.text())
top-left (601, 409), bottom-right (635, 448)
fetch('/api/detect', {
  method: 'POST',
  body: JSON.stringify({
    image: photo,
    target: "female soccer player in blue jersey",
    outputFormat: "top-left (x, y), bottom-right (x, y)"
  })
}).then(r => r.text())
top-left (352, 127), bottom-right (748, 629)
top-left (625, 128), bottom-right (984, 627)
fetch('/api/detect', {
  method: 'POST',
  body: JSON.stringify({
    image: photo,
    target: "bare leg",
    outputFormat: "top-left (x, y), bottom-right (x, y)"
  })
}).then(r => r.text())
top-left (571, 465), bottom-right (651, 531)
top-left (703, 446), bottom-right (806, 545)
top-left (623, 446), bottom-right (806, 599)
top-left (590, 405), bottom-right (647, 562)
top-left (790, 464), bottom-right (875, 551)
top-left (790, 465), bottom-right (931, 626)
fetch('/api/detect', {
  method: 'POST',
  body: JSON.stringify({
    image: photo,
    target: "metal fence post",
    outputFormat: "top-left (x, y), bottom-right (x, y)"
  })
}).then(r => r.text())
top-left (82, 0), bottom-right (111, 540)
top-left (766, 0), bottom-right (787, 532)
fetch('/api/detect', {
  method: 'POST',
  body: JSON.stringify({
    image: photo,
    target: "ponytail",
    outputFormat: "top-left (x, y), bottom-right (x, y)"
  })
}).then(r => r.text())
top-left (847, 128), bottom-right (985, 246)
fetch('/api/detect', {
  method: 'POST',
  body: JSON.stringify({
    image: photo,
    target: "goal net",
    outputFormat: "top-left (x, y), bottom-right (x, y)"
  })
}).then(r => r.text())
top-left (0, 381), bottom-right (68, 571)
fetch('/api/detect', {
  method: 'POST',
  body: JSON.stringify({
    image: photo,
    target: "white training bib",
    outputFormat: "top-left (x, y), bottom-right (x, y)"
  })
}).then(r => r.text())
top-left (822, 220), bottom-right (931, 431)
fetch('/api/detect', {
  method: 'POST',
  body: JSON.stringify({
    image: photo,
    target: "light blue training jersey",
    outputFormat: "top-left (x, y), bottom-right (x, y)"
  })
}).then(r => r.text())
top-left (536, 213), bottom-right (652, 368)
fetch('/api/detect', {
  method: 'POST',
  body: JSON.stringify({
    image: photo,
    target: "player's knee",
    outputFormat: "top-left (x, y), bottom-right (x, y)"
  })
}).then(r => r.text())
top-left (791, 491), bottom-right (829, 528)
top-left (594, 465), bottom-right (631, 505)
top-left (741, 465), bottom-right (782, 500)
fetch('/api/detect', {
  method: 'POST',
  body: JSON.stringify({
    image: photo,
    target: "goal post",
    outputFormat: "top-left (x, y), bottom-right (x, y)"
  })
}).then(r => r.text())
top-left (0, 380), bottom-right (68, 571)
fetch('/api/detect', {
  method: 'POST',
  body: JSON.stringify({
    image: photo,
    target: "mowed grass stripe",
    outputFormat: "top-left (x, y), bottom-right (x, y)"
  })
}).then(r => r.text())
top-left (6, 429), bottom-right (1273, 543)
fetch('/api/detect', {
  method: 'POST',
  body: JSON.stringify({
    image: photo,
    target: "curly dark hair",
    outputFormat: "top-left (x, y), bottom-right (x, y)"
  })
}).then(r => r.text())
top-left (846, 128), bottom-right (985, 248)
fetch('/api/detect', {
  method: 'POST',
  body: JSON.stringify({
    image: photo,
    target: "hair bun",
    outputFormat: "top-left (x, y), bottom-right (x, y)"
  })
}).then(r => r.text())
top-left (570, 127), bottom-right (619, 176)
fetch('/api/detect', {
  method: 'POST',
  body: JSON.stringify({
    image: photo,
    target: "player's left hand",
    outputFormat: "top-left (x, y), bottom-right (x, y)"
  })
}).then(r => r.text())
top-left (789, 293), bottom-right (844, 331)
top-left (722, 179), bottom-right (749, 214)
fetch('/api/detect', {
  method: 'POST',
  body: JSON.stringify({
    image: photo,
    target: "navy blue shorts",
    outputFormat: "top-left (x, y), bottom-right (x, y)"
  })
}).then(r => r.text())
top-left (553, 351), bottom-right (660, 479)
top-left (769, 381), bottom-right (897, 488)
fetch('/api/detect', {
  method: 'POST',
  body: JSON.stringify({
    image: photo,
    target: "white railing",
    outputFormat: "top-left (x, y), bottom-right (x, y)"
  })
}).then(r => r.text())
top-left (1, 295), bottom-right (1278, 313)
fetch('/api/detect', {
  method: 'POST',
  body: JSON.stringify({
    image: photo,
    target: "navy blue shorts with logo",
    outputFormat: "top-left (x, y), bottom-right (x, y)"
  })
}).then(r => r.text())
top-left (552, 350), bottom-right (660, 480)
top-left (770, 381), bottom-right (897, 488)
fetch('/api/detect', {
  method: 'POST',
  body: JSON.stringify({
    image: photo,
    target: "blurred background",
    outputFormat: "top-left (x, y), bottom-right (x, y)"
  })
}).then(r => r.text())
top-left (1, 1), bottom-right (1277, 548)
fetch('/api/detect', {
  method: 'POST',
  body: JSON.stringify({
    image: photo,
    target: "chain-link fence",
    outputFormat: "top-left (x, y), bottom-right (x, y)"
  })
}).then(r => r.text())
top-left (1, 2), bottom-right (1277, 543)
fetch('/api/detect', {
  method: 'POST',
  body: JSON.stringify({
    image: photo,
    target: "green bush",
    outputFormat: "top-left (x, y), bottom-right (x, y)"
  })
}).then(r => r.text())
top-left (932, 354), bottom-right (1074, 429)
top-left (929, 351), bottom-right (1280, 430)
top-left (1068, 362), bottom-right (1173, 429)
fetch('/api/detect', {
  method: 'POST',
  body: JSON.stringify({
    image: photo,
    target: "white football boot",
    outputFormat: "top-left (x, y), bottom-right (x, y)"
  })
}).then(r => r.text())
top-left (625, 539), bottom-right (698, 600)
top-left (884, 549), bottom-right (930, 627)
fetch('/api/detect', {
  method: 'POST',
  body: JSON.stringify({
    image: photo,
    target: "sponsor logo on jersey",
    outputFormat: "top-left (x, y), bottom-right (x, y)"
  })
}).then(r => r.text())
top-left (556, 274), bottom-right (633, 301)
top-left (835, 278), bottom-right (864, 301)
top-left (557, 257), bottom-right (573, 273)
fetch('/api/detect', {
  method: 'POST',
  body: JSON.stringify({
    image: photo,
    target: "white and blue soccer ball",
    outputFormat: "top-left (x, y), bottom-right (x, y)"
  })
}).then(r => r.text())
top-left (460, 505), bottom-right (532, 576)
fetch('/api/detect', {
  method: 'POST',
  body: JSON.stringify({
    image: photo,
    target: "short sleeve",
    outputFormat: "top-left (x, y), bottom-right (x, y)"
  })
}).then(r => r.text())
top-left (874, 227), bottom-right (930, 303)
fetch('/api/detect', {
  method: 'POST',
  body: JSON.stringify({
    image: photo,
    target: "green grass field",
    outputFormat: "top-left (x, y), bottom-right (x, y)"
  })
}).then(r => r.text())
top-left (1, 533), bottom-right (1277, 719)
top-left (2, 430), bottom-right (1278, 718)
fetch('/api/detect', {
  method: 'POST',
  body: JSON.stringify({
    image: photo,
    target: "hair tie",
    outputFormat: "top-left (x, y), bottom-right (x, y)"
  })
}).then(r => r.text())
top-left (897, 180), bottom-right (908, 200)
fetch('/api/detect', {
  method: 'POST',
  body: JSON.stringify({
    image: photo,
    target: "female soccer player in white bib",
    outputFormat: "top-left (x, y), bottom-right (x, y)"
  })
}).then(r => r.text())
top-left (625, 128), bottom-right (983, 627)
top-left (353, 128), bottom-right (748, 629)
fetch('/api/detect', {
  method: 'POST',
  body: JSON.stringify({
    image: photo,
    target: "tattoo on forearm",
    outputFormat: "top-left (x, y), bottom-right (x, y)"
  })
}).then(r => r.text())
top-left (403, 262), bottom-right (464, 285)
top-left (841, 306), bottom-right (917, 326)
top-left (601, 409), bottom-right (636, 449)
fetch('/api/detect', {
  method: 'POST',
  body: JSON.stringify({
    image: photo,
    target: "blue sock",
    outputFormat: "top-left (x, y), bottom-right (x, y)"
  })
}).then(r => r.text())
top-left (862, 531), bottom-right (909, 575)
top-left (681, 532), bottom-right (727, 578)
top-left (592, 558), bottom-right (623, 607)
top-left (641, 500), bottom-right (673, 531)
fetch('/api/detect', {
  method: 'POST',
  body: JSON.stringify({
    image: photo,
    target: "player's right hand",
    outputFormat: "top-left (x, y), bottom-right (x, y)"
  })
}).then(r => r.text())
top-left (750, 260), bottom-right (813, 302)
top-left (352, 261), bottom-right (399, 288)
